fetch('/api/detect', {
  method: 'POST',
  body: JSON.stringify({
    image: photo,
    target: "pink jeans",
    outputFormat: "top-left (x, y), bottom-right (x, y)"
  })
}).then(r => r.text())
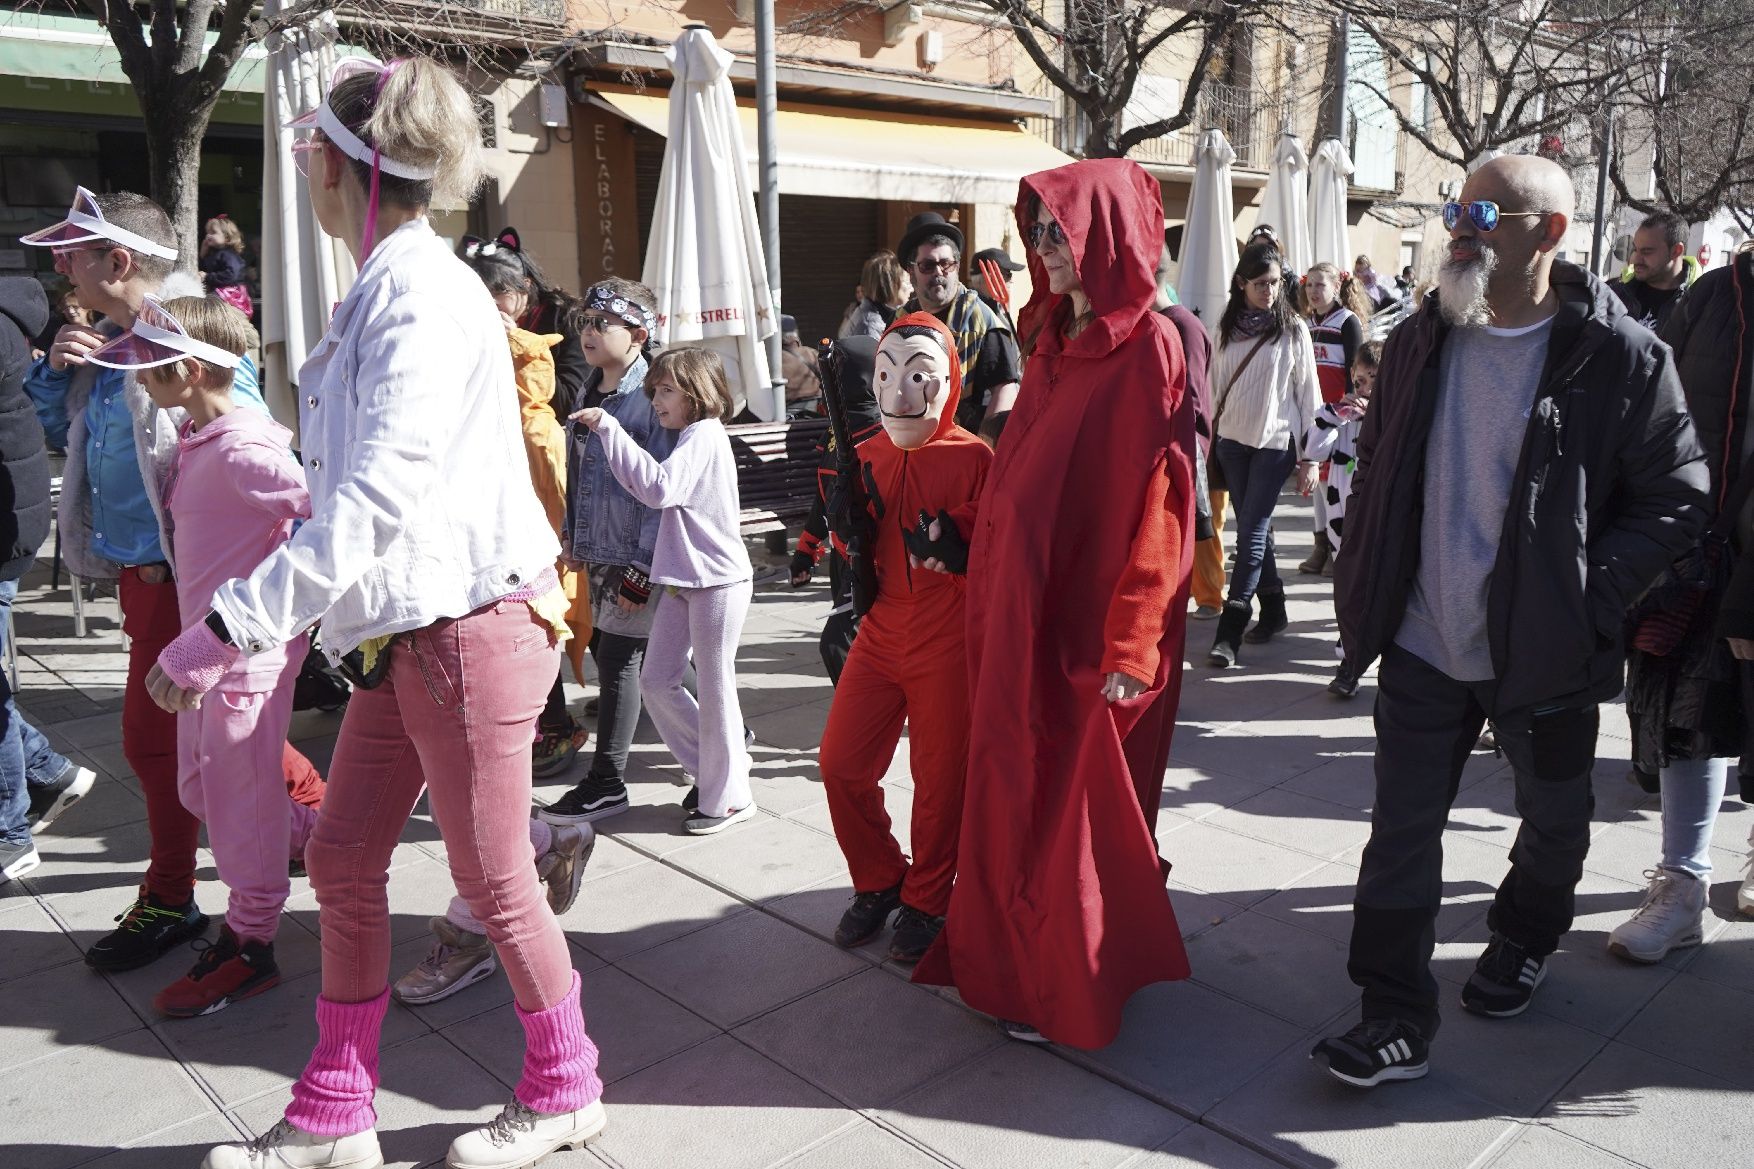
top-left (304, 599), bottom-right (577, 1011)
top-left (176, 639), bottom-right (317, 944)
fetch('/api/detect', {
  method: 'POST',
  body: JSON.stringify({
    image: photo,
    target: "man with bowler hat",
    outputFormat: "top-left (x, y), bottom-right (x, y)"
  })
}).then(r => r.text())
top-left (897, 212), bottom-right (1019, 442)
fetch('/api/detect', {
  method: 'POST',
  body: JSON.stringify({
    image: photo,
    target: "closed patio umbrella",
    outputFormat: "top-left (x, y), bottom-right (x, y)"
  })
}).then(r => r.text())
top-left (259, 3), bottom-right (355, 439)
top-left (642, 26), bottom-right (778, 419)
top-left (1309, 138), bottom-right (1355, 270)
top-left (1256, 132), bottom-right (1312, 277)
top-left (1177, 128), bottom-right (1239, 332)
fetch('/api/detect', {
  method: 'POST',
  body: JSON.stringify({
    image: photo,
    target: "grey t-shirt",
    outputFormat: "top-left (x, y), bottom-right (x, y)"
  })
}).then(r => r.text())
top-left (1395, 316), bottom-right (1556, 681)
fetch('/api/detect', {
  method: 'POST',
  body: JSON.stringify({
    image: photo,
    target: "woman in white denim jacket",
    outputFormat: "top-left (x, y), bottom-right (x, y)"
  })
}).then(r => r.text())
top-left (150, 58), bottom-right (609, 1169)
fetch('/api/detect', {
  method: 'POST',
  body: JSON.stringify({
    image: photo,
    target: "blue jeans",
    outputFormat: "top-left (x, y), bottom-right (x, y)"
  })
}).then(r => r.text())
top-left (1659, 756), bottom-right (1729, 878)
top-left (1214, 438), bottom-right (1297, 606)
top-left (0, 578), bottom-right (72, 846)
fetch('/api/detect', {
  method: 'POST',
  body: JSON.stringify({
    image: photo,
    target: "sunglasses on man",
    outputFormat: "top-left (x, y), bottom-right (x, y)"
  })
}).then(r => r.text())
top-left (1442, 200), bottom-right (1549, 233)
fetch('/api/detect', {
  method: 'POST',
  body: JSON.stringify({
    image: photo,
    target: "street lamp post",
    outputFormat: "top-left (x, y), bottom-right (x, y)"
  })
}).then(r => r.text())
top-left (754, 0), bottom-right (783, 418)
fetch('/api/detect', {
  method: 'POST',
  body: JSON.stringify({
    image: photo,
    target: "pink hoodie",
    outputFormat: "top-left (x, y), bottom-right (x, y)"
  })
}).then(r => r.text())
top-left (165, 408), bottom-right (310, 689)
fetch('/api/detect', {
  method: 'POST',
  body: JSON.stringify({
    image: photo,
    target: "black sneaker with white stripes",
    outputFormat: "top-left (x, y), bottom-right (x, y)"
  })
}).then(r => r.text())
top-left (1310, 1017), bottom-right (1429, 1087)
top-left (1460, 932), bottom-right (1547, 1018)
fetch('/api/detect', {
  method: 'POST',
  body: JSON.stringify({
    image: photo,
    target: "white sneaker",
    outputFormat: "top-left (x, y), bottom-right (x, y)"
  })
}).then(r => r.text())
top-left (1739, 839), bottom-right (1754, 918)
top-left (446, 1097), bottom-right (606, 1168)
top-left (683, 802), bottom-right (757, 836)
top-left (203, 1119), bottom-right (383, 1168)
top-left (1607, 868), bottom-right (1706, 963)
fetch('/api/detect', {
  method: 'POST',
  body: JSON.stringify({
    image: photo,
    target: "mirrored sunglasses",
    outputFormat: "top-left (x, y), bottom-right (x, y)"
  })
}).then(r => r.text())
top-left (1442, 200), bottom-right (1547, 233)
top-left (1026, 221), bottom-right (1069, 249)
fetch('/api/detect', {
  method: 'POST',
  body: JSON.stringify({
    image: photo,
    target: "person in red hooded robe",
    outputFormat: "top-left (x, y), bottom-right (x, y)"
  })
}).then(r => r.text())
top-left (909, 157), bottom-right (1198, 1048)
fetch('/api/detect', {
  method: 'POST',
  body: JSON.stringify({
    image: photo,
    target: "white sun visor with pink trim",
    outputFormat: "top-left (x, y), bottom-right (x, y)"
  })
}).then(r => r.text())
top-left (86, 296), bottom-right (243, 372)
top-left (287, 56), bottom-right (438, 181)
top-left (19, 186), bottom-right (179, 259)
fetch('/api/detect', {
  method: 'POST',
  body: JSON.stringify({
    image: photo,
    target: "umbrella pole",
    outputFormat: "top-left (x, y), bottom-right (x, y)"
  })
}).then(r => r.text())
top-left (755, 0), bottom-right (785, 419)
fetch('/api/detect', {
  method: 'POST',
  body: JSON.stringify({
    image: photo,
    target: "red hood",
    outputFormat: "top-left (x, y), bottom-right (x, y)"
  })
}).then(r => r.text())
top-left (879, 310), bottom-right (965, 443)
top-left (1015, 158), bottom-right (1164, 358)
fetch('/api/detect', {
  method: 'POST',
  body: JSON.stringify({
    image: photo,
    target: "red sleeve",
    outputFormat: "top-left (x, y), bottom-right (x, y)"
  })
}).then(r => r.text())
top-left (1100, 452), bottom-right (1184, 682)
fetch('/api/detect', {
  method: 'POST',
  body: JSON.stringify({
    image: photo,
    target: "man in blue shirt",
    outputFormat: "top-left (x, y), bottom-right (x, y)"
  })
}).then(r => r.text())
top-left (21, 189), bottom-right (298, 979)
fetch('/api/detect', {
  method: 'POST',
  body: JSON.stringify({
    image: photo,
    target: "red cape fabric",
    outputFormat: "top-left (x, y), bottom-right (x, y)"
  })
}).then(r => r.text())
top-left (912, 158), bottom-right (1196, 1049)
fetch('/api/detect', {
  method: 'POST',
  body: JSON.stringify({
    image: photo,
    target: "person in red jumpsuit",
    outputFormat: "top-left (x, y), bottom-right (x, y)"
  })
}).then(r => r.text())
top-left (817, 313), bottom-right (992, 964)
top-left (910, 158), bottom-right (1198, 1048)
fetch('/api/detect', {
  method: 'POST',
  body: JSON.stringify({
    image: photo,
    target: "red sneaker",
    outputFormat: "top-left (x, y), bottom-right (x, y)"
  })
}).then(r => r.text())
top-left (153, 925), bottom-right (280, 1018)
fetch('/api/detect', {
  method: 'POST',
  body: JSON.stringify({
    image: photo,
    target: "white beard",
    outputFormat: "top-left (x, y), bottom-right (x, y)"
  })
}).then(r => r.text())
top-left (1437, 246), bottom-right (1498, 329)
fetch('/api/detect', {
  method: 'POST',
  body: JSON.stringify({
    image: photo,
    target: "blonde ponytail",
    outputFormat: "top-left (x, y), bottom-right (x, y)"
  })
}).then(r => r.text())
top-left (328, 57), bottom-right (485, 208)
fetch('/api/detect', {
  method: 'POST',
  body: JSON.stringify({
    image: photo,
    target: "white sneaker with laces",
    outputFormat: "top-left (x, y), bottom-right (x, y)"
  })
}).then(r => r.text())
top-left (1607, 867), bottom-right (1706, 963)
top-left (203, 1119), bottom-right (383, 1169)
top-left (446, 1097), bottom-right (606, 1168)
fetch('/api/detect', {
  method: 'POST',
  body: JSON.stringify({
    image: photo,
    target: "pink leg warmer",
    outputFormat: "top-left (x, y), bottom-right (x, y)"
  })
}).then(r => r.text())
top-left (514, 970), bottom-right (603, 1114)
top-left (285, 988), bottom-right (390, 1136)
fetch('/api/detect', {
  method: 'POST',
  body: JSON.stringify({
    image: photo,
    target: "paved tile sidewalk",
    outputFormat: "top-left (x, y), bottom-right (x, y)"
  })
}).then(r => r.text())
top-left (2, 507), bottom-right (1750, 1169)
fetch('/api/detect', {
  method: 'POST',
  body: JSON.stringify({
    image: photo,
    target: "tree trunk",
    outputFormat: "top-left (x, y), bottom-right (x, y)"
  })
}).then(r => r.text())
top-left (138, 85), bottom-right (221, 273)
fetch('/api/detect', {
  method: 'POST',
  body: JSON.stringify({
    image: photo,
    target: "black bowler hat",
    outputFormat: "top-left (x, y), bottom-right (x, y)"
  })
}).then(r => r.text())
top-left (897, 212), bottom-right (965, 267)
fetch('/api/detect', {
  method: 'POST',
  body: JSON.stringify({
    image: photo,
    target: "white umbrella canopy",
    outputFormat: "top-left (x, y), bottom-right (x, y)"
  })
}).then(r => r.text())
top-left (1256, 132), bottom-right (1312, 277)
top-left (1309, 137), bottom-right (1355, 271)
top-left (1176, 128), bottom-right (1239, 334)
top-left (259, 4), bottom-right (355, 440)
top-left (642, 27), bottom-right (778, 420)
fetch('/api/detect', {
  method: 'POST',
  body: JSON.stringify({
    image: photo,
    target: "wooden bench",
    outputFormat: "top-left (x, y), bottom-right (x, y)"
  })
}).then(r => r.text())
top-left (727, 418), bottom-right (829, 538)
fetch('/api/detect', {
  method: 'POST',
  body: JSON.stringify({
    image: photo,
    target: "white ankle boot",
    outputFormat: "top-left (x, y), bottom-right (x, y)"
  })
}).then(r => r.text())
top-left (1608, 867), bottom-right (1707, 963)
top-left (204, 1120), bottom-right (382, 1169)
top-left (447, 1098), bottom-right (605, 1169)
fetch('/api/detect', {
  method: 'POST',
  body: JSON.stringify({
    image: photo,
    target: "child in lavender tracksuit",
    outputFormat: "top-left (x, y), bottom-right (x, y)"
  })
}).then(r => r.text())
top-left (95, 295), bottom-right (316, 1017)
top-left (574, 346), bottom-right (755, 834)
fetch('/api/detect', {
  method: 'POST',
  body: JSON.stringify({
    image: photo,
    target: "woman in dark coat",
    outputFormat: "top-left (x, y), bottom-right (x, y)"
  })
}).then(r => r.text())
top-left (1614, 248), bottom-right (1754, 961)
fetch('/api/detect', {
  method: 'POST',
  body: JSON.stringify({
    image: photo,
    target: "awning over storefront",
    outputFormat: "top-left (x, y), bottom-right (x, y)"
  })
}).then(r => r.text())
top-left (0, 11), bottom-right (370, 95)
top-left (590, 88), bottom-right (1074, 206)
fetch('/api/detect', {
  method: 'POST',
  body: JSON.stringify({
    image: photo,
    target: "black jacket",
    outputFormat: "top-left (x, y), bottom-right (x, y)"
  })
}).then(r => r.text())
top-left (1336, 262), bottom-right (1710, 716)
top-left (0, 278), bottom-right (53, 582)
top-left (1686, 257), bottom-right (1754, 640)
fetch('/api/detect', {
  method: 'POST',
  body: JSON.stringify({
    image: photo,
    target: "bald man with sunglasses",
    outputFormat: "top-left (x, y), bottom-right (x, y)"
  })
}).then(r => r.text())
top-left (1313, 156), bottom-right (1710, 1087)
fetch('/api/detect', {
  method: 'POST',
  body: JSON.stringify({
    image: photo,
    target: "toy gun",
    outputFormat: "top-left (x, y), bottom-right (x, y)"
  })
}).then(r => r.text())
top-left (819, 342), bottom-right (881, 617)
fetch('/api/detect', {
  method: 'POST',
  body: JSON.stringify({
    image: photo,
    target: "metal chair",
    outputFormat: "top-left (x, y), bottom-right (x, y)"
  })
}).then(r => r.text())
top-left (47, 475), bottom-right (86, 638)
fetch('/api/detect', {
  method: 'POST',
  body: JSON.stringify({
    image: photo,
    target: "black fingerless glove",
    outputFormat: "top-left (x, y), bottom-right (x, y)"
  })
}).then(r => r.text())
top-left (619, 566), bottom-right (653, 606)
top-left (901, 508), bottom-right (970, 575)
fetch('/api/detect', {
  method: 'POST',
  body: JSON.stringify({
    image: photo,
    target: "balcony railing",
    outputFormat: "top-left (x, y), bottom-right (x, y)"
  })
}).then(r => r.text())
top-left (336, 0), bottom-right (568, 39)
top-left (1128, 80), bottom-right (1276, 171)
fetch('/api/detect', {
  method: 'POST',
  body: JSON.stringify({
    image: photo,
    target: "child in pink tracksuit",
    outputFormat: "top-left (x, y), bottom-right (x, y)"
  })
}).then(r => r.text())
top-left (92, 295), bottom-right (316, 1017)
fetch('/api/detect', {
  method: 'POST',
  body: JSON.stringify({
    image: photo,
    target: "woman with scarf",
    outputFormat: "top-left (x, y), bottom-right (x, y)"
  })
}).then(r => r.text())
top-left (910, 157), bottom-right (1198, 1048)
top-left (1205, 243), bottom-right (1320, 668)
top-left (156, 57), bottom-right (604, 1169)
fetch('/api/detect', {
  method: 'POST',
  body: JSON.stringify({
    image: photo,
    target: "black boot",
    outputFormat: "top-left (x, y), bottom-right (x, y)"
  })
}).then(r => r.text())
top-left (1244, 590), bottom-right (1289, 644)
top-left (1207, 601), bottom-right (1251, 668)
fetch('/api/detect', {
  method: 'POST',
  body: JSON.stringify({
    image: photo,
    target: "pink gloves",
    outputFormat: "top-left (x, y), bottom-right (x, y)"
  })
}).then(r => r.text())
top-left (157, 620), bottom-right (239, 693)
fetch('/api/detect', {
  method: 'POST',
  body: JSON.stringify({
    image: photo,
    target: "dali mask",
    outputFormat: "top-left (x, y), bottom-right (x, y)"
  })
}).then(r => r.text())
top-left (874, 330), bottom-right (952, 450)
